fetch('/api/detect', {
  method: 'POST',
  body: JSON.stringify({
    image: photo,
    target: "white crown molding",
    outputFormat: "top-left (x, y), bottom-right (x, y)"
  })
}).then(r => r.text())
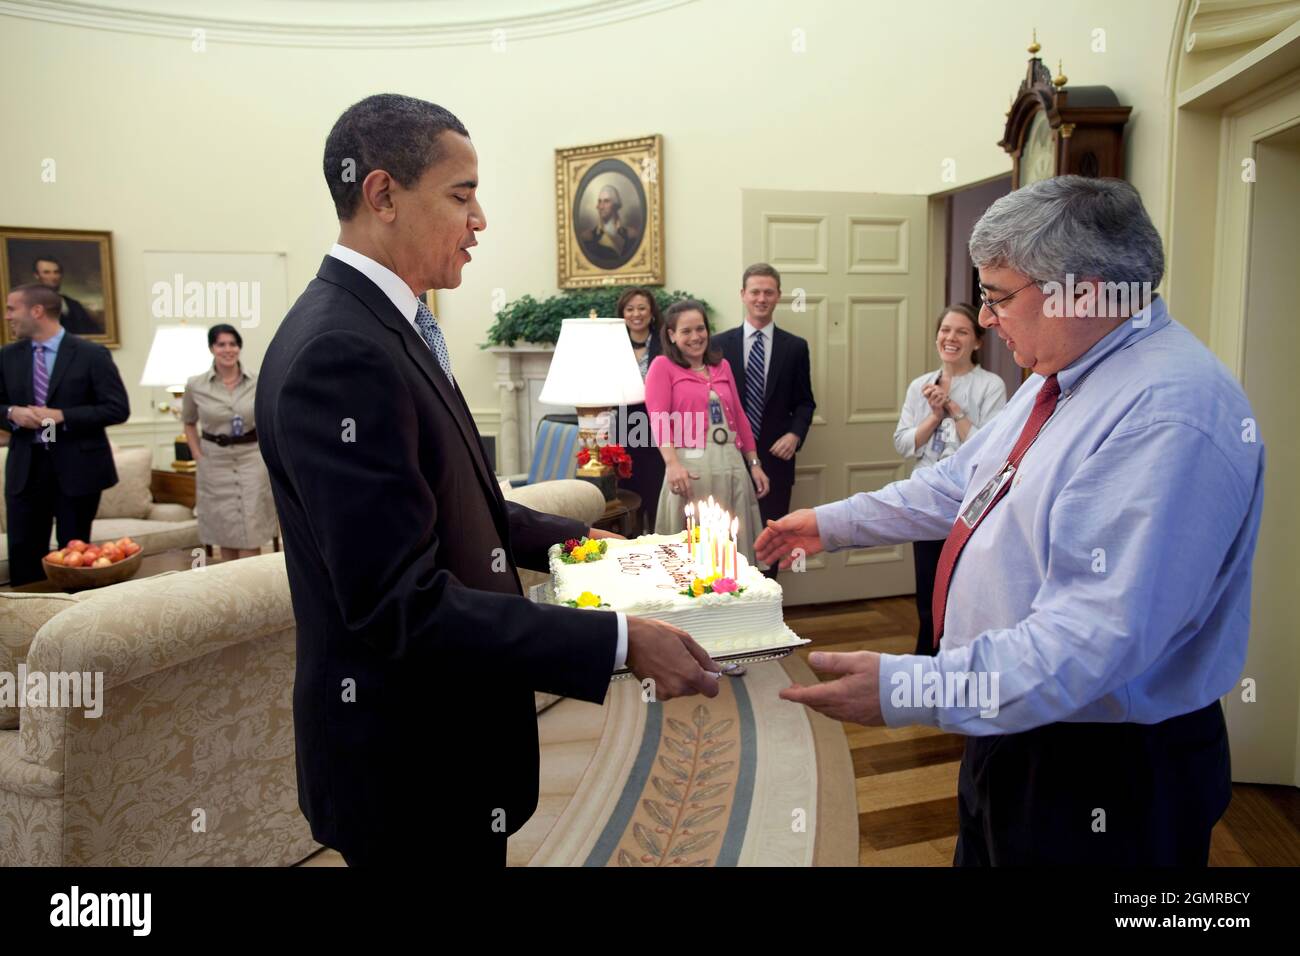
top-left (1185, 0), bottom-right (1300, 54)
top-left (0, 0), bottom-right (696, 48)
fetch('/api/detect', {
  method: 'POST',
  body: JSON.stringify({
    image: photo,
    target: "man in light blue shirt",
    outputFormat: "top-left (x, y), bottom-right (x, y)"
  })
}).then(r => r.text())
top-left (757, 176), bottom-right (1264, 865)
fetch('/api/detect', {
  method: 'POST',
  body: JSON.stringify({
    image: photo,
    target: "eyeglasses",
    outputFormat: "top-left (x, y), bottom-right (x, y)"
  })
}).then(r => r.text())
top-left (978, 280), bottom-right (1038, 317)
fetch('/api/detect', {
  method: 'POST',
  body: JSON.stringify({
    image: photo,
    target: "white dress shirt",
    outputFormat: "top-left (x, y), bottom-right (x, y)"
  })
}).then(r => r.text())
top-left (894, 364), bottom-right (1007, 468)
top-left (328, 243), bottom-right (629, 670)
top-left (742, 318), bottom-right (774, 383)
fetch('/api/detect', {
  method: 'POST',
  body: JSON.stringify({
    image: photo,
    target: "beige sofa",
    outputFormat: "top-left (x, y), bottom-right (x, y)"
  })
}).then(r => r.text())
top-left (503, 478), bottom-right (606, 593)
top-left (0, 552), bottom-right (315, 865)
top-left (0, 444), bottom-right (201, 585)
top-left (0, 478), bottom-right (603, 866)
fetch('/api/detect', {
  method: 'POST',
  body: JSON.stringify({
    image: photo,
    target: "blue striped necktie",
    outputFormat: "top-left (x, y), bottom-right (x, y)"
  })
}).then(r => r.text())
top-left (414, 300), bottom-right (455, 386)
top-left (744, 329), bottom-right (766, 437)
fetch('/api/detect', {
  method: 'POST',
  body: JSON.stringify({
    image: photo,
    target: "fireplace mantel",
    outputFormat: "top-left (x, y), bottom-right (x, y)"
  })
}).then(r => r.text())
top-left (487, 343), bottom-right (575, 476)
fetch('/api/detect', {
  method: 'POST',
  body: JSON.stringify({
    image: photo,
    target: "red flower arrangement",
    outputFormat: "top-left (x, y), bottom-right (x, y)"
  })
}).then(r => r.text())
top-left (577, 443), bottom-right (633, 479)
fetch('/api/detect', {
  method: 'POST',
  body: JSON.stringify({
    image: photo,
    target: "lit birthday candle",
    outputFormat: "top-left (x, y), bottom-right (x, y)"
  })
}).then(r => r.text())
top-left (685, 502), bottom-right (694, 562)
top-left (731, 516), bottom-right (739, 579)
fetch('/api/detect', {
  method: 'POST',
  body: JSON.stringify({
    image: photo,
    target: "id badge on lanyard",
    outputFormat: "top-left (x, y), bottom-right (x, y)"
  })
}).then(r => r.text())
top-left (959, 464), bottom-right (1015, 528)
top-left (709, 395), bottom-right (724, 425)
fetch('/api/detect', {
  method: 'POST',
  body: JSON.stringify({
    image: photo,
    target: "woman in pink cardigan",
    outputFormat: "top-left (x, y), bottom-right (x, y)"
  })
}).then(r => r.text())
top-left (646, 300), bottom-right (770, 563)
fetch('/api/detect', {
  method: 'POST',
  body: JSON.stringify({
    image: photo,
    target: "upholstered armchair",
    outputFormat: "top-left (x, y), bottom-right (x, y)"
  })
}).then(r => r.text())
top-left (502, 478), bottom-right (606, 593)
top-left (0, 553), bottom-right (316, 866)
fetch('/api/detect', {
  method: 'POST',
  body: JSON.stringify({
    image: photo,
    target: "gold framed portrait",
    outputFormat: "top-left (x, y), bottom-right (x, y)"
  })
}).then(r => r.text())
top-left (0, 226), bottom-right (119, 348)
top-left (555, 135), bottom-right (664, 289)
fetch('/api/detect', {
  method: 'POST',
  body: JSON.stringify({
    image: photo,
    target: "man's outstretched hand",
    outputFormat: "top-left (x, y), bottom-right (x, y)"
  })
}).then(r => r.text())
top-left (780, 651), bottom-right (884, 726)
top-left (626, 616), bottom-right (721, 700)
top-left (754, 509), bottom-right (824, 571)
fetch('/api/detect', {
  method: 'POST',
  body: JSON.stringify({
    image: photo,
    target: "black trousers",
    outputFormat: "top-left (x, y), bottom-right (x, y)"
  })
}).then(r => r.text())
top-left (912, 539), bottom-right (945, 656)
top-left (954, 701), bottom-right (1231, 866)
top-left (5, 448), bottom-right (102, 586)
top-left (755, 453), bottom-right (795, 581)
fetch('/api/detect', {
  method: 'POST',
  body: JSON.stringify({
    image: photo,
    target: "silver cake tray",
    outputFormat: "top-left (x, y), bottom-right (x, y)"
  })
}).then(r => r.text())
top-left (529, 582), bottom-right (810, 680)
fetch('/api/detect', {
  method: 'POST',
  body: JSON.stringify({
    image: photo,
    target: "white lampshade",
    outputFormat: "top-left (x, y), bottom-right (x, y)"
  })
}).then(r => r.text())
top-left (538, 318), bottom-right (646, 407)
top-left (139, 325), bottom-right (213, 390)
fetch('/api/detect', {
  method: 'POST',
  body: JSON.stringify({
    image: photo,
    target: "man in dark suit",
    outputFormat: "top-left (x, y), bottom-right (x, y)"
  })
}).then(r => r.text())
top-left (257, 94), bottom-right (719, 867)
top-left (714, 263), bottom-right (815, 576)
top-left (32, 256), bottom-right (102, 335)
top-left (1, 283), bottom-right (129, 585)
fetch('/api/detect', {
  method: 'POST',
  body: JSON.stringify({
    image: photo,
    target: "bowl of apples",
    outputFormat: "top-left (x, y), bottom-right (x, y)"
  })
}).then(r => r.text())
top-left (42, 537), bottom-right (144, 591)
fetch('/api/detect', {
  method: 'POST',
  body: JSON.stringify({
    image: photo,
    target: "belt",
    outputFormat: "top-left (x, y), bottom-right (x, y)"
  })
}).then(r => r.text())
top-left (710, 426), bottom-right (731, 445)
top-left (202, 429), bottom-right (258, 446)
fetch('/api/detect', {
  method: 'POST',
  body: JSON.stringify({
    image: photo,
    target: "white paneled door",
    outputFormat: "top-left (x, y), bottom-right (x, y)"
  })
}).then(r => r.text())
top-left (742, 189), bottom-right (936, 605)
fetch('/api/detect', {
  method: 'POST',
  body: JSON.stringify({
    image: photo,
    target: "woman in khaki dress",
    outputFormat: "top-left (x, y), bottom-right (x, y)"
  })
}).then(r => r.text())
top-left (645, 300), bottom-right (769, 563)
top-left (182, 324), bottom-right (278, 560)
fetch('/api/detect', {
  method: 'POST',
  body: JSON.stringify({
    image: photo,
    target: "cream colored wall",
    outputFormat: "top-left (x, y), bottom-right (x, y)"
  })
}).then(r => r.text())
top-left (0, 0), bottom-right (1179, 430)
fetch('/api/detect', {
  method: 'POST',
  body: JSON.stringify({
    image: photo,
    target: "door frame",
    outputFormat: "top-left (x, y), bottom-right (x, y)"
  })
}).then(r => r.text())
top-left (1166, 0), bottom-right (1300, 785)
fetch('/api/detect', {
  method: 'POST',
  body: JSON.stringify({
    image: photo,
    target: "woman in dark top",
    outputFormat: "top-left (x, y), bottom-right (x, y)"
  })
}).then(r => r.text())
top-left (614, 287), bottom-right (665, 532)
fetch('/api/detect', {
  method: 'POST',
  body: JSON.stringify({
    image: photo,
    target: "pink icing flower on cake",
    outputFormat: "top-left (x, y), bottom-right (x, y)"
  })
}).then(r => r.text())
top-left (711, 577), bottom-right (738, 593)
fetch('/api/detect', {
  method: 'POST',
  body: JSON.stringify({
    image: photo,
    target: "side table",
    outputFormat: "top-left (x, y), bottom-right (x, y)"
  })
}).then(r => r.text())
top-left (593, 489), bottom-right (642, 538)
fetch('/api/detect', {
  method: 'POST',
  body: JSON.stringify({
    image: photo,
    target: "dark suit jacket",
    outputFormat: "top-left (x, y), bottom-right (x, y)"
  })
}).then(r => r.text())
top-left (0, 332), bottom-right (129, 497)
top-left (714, 323), bottom-right (815, 513)
top-left (257, 255), bottom-right (618, 860)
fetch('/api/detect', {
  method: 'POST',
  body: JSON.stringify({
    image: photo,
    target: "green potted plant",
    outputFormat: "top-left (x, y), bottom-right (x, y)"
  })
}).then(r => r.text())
top-left (483, 288), bottom-right (712, 347)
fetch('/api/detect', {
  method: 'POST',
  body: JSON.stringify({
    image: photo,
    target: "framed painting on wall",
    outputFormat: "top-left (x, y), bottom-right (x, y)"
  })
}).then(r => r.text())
top-left (555, 135), bottom-right (664, 289)
top-left (0, 226), bottom-right (119, 348)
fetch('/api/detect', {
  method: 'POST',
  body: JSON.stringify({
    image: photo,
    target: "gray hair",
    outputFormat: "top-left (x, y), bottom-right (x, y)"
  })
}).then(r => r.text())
top-left (968, 176), bottom-right (1164, 288)
top-left (598, 184), bottom-right (622, 210)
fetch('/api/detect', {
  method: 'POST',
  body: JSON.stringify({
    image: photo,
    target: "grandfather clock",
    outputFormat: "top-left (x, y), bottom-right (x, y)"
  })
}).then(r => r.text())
top-left (1001, 32), bottom-right (1131, 188)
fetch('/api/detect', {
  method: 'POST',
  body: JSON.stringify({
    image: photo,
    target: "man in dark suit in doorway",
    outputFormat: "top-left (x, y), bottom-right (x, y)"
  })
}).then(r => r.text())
top-left (714, 263), bottom-right (816, 577)
top-left (257, 94), bottom-right (720, 867)
top-left (1, 283), bottom-right (129, 585)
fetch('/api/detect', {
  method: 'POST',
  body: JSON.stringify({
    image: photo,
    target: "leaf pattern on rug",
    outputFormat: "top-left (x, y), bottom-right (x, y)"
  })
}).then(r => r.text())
top-left (616, 700), bottom-right (741, 867)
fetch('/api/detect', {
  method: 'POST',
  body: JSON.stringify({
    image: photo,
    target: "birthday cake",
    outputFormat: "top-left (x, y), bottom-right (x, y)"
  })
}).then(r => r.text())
top-left (547, 531), bottom-right (802, 657)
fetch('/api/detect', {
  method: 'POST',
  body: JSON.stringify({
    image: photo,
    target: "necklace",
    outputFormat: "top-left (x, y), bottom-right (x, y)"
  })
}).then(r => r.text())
top-left (630, 335), bottom-right (649, 347)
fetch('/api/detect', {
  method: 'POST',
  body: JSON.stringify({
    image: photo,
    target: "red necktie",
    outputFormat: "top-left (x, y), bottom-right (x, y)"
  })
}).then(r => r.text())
top-left (931, 374), bottom-right (1060, 649)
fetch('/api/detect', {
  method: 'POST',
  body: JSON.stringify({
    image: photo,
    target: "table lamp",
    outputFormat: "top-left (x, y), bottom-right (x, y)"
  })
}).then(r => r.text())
top-left (538, 312), bottom-right (646, 500)
top-left (140, 324), bottom-right (213, 472)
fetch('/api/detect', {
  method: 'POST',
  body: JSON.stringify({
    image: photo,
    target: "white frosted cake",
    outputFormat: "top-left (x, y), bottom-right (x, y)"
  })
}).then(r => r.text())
top-left (547, 533), bottom-right (803, 656)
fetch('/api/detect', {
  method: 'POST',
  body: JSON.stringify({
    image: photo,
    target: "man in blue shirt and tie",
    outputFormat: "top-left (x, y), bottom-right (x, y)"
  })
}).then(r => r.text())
top-left (1, 283), bottom-right (129, 585)
top-left (757, 176), bottom-right (1265, 865)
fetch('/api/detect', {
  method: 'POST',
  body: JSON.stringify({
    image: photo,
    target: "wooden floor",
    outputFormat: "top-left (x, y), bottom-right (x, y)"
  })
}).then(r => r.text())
top-left (784, 596), bottom-right (1300, 867)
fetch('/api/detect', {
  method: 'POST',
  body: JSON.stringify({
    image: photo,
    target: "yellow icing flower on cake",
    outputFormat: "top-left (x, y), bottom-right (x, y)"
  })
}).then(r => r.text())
top-left (705, 573), bottom-right (722, 586)
top-left (691, 578), bottom-right (706, 597)
top-left (575, 591), bottom-right (601, 608)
